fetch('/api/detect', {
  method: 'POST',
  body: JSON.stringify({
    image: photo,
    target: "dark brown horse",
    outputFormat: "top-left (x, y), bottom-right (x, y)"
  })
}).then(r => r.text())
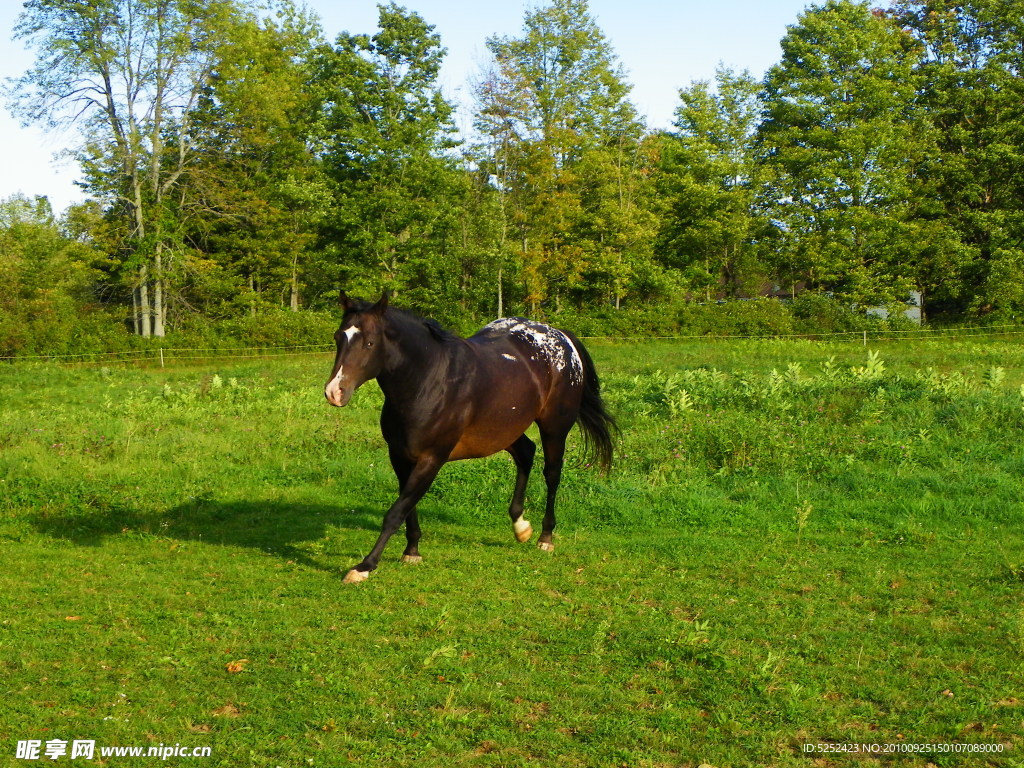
top-left (324, 292), bottom-right (616, 583)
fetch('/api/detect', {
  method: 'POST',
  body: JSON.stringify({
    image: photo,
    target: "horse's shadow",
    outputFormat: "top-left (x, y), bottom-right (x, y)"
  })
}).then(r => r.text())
top-left (28, 494), bottom-right (482, 574)
top-left (29, 497), bottom-right (378, 574)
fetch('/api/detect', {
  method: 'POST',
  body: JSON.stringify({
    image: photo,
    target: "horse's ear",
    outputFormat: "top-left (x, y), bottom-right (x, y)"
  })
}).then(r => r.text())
top-left (371, 291), bottom-right (389, 314)
top-left (339, 290), bottom-right (354, 312)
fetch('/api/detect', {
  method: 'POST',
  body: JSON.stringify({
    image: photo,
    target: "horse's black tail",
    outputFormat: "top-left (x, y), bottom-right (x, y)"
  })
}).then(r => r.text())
top-left (568, 332), bottom-right (618, 473)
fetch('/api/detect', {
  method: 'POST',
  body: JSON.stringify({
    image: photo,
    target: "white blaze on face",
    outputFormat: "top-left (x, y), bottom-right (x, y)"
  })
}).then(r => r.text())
top-left (325, 325), bottom-right (361, 405)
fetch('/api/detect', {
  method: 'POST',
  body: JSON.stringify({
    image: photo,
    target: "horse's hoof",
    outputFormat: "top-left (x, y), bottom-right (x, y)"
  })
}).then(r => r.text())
top-left (401, 554), bottom-right (423, 564)
top-left (513, 518), bottom-right (533, 543)
top-left (538, 540), bottom-right (554, 552)
top-left (343, 568), bottom-right (369, 584)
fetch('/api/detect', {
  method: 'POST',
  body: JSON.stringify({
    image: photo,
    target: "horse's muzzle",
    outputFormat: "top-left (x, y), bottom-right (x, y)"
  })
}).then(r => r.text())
top-left (324, 380), bottom-right (351, 407)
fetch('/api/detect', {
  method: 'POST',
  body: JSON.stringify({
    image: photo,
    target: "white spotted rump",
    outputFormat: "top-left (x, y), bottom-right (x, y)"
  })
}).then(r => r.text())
top-left (485, 318), bottom-right (584, 386)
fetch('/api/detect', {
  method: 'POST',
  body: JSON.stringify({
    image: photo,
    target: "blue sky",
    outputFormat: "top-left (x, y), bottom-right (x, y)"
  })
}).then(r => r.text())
top-left (1, 0), bottom-right (815, 214)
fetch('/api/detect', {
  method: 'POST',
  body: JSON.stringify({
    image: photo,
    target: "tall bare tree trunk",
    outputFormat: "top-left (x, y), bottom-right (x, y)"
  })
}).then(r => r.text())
top-left (153, 245), bottom-right (166, 337)
top-left (290, 256), bottom-right (300, 311)
top-left (497, 266), bottom-right (504, 319)
top-left (132, 285), bottom-right (141, 335)
top-left (139, 265), bottom-right (152, 337)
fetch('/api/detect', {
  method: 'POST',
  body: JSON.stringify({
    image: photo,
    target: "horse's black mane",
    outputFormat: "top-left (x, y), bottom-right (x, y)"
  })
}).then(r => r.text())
top-left (348, 299), bottom-right (460, 343)
top-left (421, 315), bottom-right (460, 342)
top-left (388, 305), bottom-right (462, 343)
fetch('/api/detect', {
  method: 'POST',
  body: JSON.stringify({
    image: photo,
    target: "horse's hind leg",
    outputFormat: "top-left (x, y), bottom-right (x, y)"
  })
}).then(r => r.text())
top-left (506, 434), bottom-right (536, 543)
top-left (536, 425), bottom-right (571, 552)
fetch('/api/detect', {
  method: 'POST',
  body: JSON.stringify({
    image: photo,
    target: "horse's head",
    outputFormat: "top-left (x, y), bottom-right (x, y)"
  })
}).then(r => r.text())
top-left (324, 291), bottom-right (389, 407)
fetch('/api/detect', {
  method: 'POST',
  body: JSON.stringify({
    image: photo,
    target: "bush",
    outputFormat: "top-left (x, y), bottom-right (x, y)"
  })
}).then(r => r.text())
top-left (0, 292), bottom-right (953, 359)
top-left (0, 306), bottom-right (137, 359)
top-left (790, 293), bottom-right (864, 334)
top-left (0, 307), bottom-right (340, 360)
top-left (544, 294), bottom-right (923, 340)
top-left (550, 304), bottom-right (684, 338)
top-left (203, 310), bottom-right (338, 348)
top-left (676, 298), bottom-right (797, 337)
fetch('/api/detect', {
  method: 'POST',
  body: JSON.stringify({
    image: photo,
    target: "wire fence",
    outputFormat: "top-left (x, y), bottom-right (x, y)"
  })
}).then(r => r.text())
top-left (4, 324), bottom-right (1024, 366)
top-left (0, 343), bottom-right (336, 367)
top-left (579, 323), bottom-right (1024, 344)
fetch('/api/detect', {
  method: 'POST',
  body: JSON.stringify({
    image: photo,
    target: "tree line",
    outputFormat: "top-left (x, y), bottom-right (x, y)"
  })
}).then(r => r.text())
top-left (4, 0), bottom-right (1024, 349)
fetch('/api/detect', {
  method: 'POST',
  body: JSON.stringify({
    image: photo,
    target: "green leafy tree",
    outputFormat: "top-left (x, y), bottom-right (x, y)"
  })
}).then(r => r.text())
top-left (476, 0), bottom-right (650, 313)
top-left (891, 0), bottom-right (1024, 317)
top-left (437, 158), bottom-right (516, 323)
top-left (573, 134), bottom-right (662, 308)
top-left (11, 0), bottom-right (243, 336)
top-left (311, 3), bottom-right (461, 315)
top-left (185, 2), bottom-right (329, 318)
top-left (758, 0), bottom-right (935, 306)
top-left (0, 195), bottom-right (100, 355)
top-left (658, 67), bottom-right (767, 300)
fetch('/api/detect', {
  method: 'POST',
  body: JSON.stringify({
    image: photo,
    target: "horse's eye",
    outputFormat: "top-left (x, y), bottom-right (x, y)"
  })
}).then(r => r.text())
top-left (365, 341), bottom-right (374, 349)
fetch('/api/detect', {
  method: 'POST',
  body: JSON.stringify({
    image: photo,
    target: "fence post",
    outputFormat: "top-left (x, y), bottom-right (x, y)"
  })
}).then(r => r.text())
top-left (863, 331), bottom-right (867, 347)
top-left (160, 348), bottom-right (164, 368)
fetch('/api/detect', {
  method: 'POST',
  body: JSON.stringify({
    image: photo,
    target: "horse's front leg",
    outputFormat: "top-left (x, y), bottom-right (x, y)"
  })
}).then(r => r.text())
top-left (402, 509), bottom-right (423, 564)
top-left (536, 425), bottom-right (571, 553)
top-left (388, 449), bottom-right (424, 564)
top-left (344, 453), bottom-right (445, 583)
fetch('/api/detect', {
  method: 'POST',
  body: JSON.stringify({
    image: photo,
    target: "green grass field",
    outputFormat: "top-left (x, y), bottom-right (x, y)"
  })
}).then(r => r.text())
top-left (1, 339), bottom-right (1023, 766)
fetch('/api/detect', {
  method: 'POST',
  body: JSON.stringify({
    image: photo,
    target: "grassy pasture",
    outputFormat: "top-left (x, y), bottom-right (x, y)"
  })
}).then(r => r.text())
top-left (1, 338), bottom-right (1023, 767)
